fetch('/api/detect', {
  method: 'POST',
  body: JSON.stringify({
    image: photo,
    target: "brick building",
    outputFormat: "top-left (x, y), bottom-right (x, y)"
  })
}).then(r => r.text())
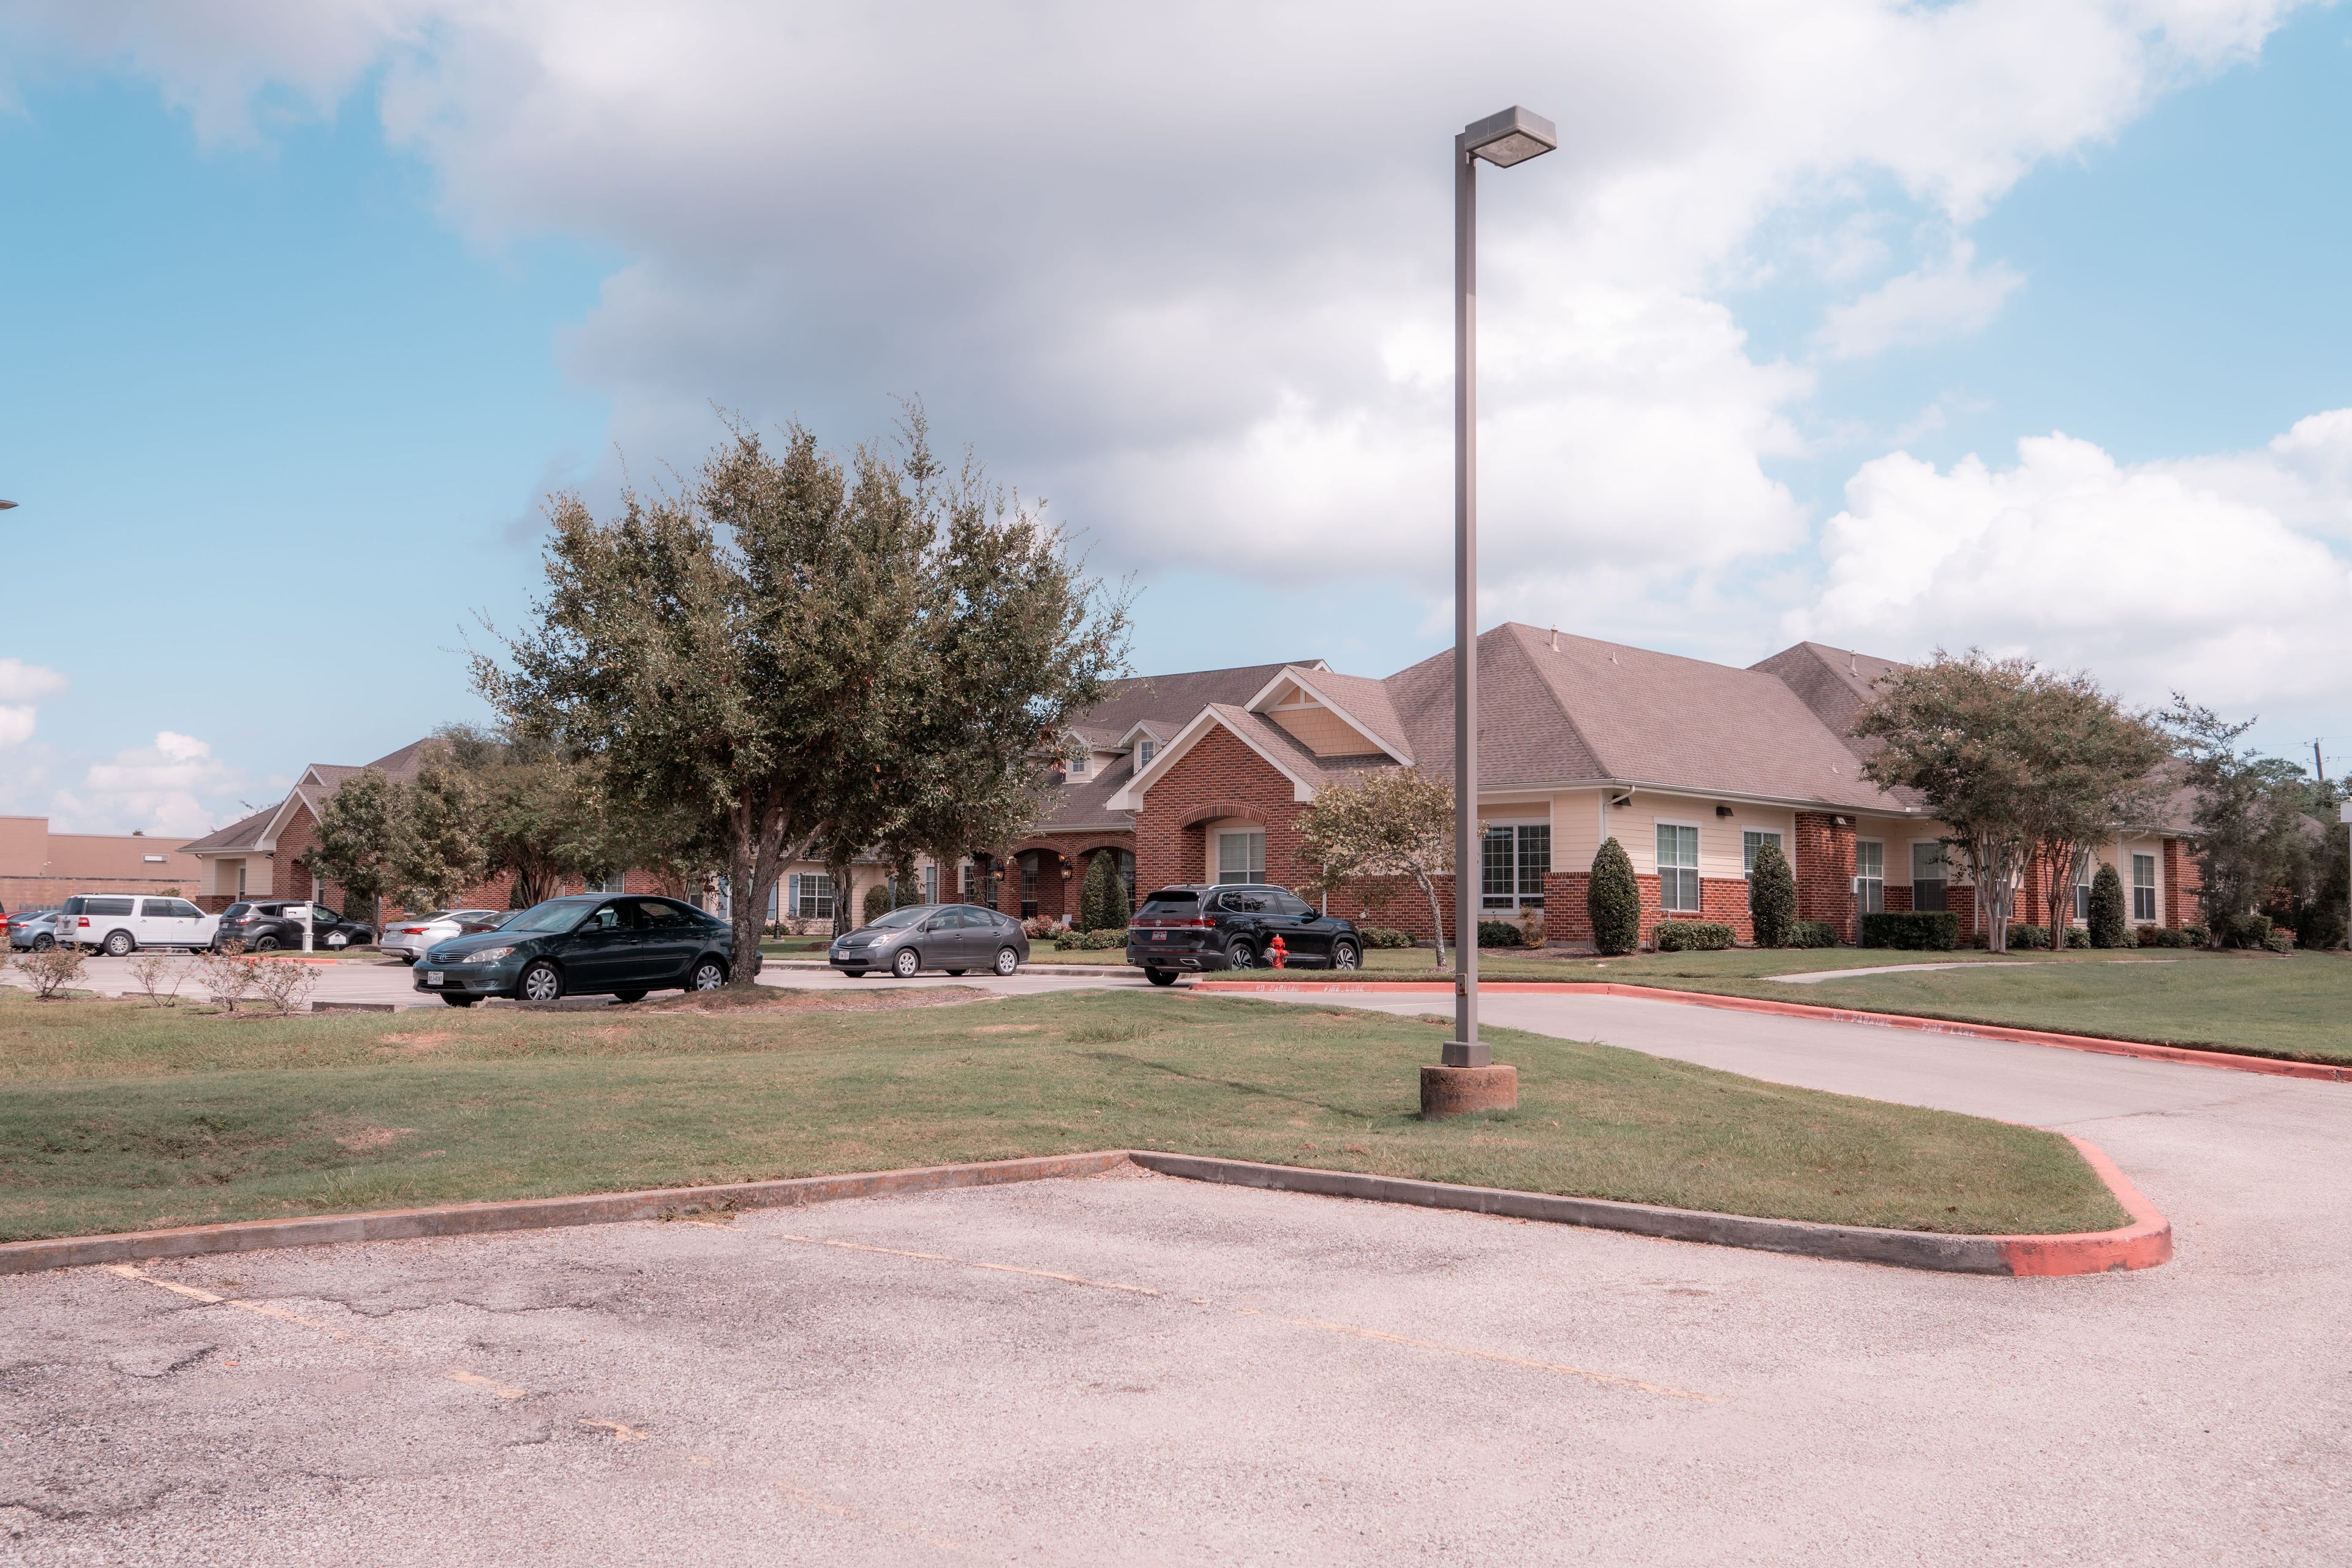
top-left (0, 816), bottom-right (207, 911)
top-left (1020, 626), bottom-right (2201, 949)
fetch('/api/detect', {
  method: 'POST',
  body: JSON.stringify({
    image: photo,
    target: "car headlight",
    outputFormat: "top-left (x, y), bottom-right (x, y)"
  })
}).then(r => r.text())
top-left (461, 946), bottom-right (516, 964)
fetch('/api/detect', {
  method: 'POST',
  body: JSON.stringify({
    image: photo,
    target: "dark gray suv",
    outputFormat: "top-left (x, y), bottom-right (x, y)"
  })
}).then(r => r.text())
top-left (829, 903), bottom-right (1029, 978)
top-left (1126, 884), bottom-right (1362, 986)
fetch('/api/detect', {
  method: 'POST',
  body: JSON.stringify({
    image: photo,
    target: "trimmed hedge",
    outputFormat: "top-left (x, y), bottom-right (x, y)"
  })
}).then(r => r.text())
top-left (1588, 838), bottom-right (1641, 957)
top-left (1790, 920), bottom-right (1840, 948)
top-left (1077, 926), bottom-right (1126, 950)
top-left (2087, 862), bottom-right (2127, 948)
top-left (2132, 924), bottom-right (2203, 948)
top-left (2003, 922), bottom-right (2088, 951)
top-left (1654, 919), bottom-right (1733, 952)
top-left (1747, 840), bottom-right (1796, 948)
top-left (1857, 910), bottom-right (1961, 951)
top-left (1359, 925), bottom-right (1414, 949)
top-left (1477, 920), bottom-right (1525, 948)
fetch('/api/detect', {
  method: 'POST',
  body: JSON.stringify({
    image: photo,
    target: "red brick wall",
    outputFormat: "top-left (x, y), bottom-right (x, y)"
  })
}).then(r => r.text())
top-left (1794, 812), bottom-right (1857, 941)
top-left (2163, 837), bottom-right (2199, 929)
top-left (1136, 726), bottom-right (1306, 897)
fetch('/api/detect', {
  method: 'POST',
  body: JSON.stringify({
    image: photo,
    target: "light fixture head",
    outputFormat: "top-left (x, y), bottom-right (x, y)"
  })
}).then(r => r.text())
top-left (1461, 105), bottom-right (1558, 167)
top-left (0, 500), bottom-right (17, 510)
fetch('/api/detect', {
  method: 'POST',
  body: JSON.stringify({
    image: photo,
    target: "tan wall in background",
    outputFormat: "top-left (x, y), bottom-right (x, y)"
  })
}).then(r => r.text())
top-left (0, 816), bottom-right (209, 910)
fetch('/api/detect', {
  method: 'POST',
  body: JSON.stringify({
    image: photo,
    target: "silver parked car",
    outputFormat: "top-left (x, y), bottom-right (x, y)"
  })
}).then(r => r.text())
top-left (379, 908), bottom-right (507, 964)
top-left (827, 903), bottom-right (1028, 978)
top-left (6, 910), bottom-right (62, 951)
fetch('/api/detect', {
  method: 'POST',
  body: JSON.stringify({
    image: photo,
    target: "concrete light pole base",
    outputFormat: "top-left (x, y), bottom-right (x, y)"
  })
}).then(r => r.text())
top-left (1420, 1064), bottom-right (1518, 1119)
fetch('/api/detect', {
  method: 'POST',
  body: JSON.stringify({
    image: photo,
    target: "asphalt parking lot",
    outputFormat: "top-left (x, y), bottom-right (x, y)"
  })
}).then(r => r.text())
top-left (5, 966), bottom-right (2348, 1562)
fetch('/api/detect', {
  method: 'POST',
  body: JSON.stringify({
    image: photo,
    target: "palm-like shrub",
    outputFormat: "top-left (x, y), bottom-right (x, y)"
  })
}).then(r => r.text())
top-left (1748, 839), bottom-right (1796, 947)
top-left (1588, 837), bottom-right (1641, 956)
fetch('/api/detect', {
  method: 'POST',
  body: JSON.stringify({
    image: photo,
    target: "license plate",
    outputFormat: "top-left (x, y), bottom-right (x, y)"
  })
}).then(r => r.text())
top-left (424, 971), bottom-right (442, 985)
top-left (1150, 931), bottom-right (1167, 941)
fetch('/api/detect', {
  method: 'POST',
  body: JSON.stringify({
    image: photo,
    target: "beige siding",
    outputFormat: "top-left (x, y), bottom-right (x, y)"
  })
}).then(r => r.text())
top-left (1547, 789), bottom-right (1604, 876)
top-left (1200, 816), bottom-right (1264, 882)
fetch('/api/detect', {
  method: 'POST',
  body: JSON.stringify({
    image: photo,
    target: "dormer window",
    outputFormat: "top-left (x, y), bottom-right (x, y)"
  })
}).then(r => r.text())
top-left (1138, 739), bottom-right (1156, 768)
top-left (1068, 752), bottom-right (1090, 777)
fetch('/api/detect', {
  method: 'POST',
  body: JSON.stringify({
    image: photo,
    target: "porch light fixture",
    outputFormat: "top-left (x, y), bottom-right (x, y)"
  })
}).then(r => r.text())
top-left (1437, 105), bottom-right (1557, 1111)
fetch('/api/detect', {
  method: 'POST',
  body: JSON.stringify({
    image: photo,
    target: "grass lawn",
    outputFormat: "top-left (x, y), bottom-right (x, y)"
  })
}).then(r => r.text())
top-left (0, 987), bottom-right (2120, 1243)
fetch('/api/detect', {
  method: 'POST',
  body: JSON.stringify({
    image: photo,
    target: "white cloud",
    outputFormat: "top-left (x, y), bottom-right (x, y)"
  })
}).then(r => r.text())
top-left (1817, 239), bottom-right (2026, 359)
top-left (1789, 415), bottom-right (2352, 709)
top-left (0, 660), bottom-right (67, 750)
top-left (51, 731), bottom-right (247, 837)
top-left (0, 706), bottom-right (35, 748)
top-left (0, 0), bottom-right (2304, 605)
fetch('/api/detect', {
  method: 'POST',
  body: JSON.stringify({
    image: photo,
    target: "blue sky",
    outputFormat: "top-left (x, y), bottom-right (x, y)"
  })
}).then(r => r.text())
top-left (3, 1), bottom-right (2350, 834)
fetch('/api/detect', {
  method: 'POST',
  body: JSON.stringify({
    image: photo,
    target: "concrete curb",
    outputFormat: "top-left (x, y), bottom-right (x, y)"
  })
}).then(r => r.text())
top-left (0, 1142), bottom-right (2166, 1280)
top-left (1194, 978), bottom-right (2352, 1083)
top-left (0, 1152), bottom-right (1129, 1276)
top-left (765, 960), bottom-right (1137, 977)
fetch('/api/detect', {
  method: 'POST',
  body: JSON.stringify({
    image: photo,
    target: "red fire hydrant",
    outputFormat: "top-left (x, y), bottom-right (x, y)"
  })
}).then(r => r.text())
top-left (1268, 935), bottom-right (1288, 969)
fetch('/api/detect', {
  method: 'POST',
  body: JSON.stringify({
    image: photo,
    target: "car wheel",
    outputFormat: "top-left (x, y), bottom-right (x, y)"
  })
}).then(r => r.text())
top-left (519, 961), bottom-right (564, 1003)
top-left (1225, 938), bottom-right (1256, 970)
top-left (994, 946), bottom-right (1020, 977)
top-left (102, 930), bottom-right (135, 957)
top-left (614, 990), bottom-right (646, 1003)
top-left (399, 956), bottom-right (417, 966)
top-left (892, 948), bottom-right (922, 979)
top-left (690, 959), bottom-right (727, 991)
top-left (31, 935), bottom-right (53, 952)
top-left (842, 970), bottom-right (869, 979)
top-left (443, 995), bottom-right (478, 1008)
top-left (254, 935), bottom-right (280, 952)
top-left (944, 968), bottom-right (968, 976)
top-left (1146, 968), bottom-right (1178, 987)
top-left (1332, 940), bottom-right (1360, 971)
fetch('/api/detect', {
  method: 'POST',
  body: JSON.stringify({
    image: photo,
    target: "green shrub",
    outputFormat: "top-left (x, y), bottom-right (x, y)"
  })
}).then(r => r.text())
top-left (2296, 899), bottom-right (2348, 952)
top-left (1747, 840), bottom-right (1796, 948)
top-left (2211, 911), bottom-right (2274, 950)
top-left (2132, 924), bottom-right (2194, 948)
top-left (1588, 838), bottom-right (1640, 957)
top-left (1857, 910), bottom-right (1959, 951)
top-left (862, 882), bottom-right (893, 924)
top-left (1359, 925), bottom-right (1414, 949)
top-left (2002, 922), bottom-right (2087, 951)
top-left (1077, 925), bottom-right (1126, 950)
top-left (2262, 924), bottom-right (2297, 954)
top-left (1654, 920), bottom-right (1733, 952)
top-left (1790, 919), bottom-right (1839, 948)
top-left (2086, 862), bottom-right (2127, 949)
top-left (1077, 851), bottom-right (1131, 933)
top-left (1477, 919), bottom-right (1525, 948)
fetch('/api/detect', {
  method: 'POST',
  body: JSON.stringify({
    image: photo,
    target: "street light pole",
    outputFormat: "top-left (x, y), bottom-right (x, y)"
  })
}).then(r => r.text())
top-left (1427, 105), bottom-right (1556, 1119)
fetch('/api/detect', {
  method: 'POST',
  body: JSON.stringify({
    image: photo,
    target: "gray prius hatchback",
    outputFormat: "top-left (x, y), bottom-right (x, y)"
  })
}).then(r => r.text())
top-left (828, 903), bottom-right (1028, 978)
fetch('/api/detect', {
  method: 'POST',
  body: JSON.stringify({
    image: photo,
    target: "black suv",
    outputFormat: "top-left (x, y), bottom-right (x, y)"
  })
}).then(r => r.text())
top-left (1126, 884), bottom-right (1362, 986)
top-left (216, 900), bottom-right (377, 952)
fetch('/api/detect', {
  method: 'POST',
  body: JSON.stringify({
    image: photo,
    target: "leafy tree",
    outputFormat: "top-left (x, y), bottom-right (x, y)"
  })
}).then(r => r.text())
top-left (2086, 861), bottom-right (2127, 948)
top-left (1588, 837), bottom-right (1640, 956)
top-left (2163, 698), bottom-right (2323, 946)
top-left (429, 725), bottom-right (667, 909)
top-left (2020, 675), bottom-right (2168, 946)
top-left (1853, 651), bottom-right (2041, 953)
top-left (398, 752), bottom-right (492, 911)
top-left (1747, 837), bottom-right (1796, 948)
top-left (306, 768), bottom-right (407, 927)
top-left (477, 412), bottom-right (1128, 985)
top-left (1295, 767), bottom-right (1455, 963)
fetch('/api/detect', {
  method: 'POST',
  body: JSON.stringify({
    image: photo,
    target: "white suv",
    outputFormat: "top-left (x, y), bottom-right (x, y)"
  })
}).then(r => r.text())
top-left (59, 894), bottom-right (221, 956)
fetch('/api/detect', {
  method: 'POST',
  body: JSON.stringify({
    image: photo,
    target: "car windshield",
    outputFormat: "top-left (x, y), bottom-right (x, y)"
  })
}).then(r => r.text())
top-left (865, 907), bottom-right (931, 930)
top-left (502, 899), bottom-right (598, 933)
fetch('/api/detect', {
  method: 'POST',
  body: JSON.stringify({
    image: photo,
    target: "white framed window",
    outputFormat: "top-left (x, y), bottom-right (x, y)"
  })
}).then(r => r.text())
top-left (1481, 823), bottom-right (1551, 910)
top-left (1656, 821), bottom-right (1700, 913)
top-left (312, 873), bottom-right (325, 903)
top-left (1741, 829), bottom-right (1783, 876)
top-left (923, 864), bottom-right (939, 903)
top-left (2132, 853), bottom-right (2157, 922)
top-left (1137, 739), bottom-right (1156, 769)
top-left (1067, 752), bottom-right (1089, 777)
top-left (1855, 840), bottom-right (1884, 915)
top-left (2072, 854), bottom-right (2093, 924)
top-left (592, 870), bottom-right (627, 894)
top-left (790, 873), bottom-right (835, 921)
top-left (1911, 842), bottom-right (1948, 913)
top-left (1216, 829), bottom-right (1265, 884)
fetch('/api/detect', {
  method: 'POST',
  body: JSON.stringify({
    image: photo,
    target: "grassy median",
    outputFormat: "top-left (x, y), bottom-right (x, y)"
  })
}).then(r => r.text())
top-left (0, 987), bottom-right (2124, 1242)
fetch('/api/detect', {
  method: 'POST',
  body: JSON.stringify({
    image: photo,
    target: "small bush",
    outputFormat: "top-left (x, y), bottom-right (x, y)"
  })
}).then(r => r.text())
top-left (1517, 907), bottom-right (1547, 948)
top-left (2005, 922), bottom-right (2088, 951)
top-left (1588, 838), bottom-right (1641, 957)
top-left (1021, 914), bottom-right (1061, 941)
top-left (1858, 911), bottom-right (1960, 951)
top-left (1476, 919), bottom-right (1525, 948)
top-left (1790, 919), bottom-right (1839, 948)
top-left (862, 883), bottom-right (892, 924)
top-left (2087, 862), bottom-right (2127, 949)
top-left (1360, 925), bottom-right (1414, 949)
top-left (10, 944), bottom-right (88, 1000)
top-left (124, 950), bottom-right (187, 1006)
top-left (1747, 840), bottom-right (1796, 948)
top-left (2296, 899), bottom-right (2347, 952)
top-left (249, 957), bottom-right (321, 1014)
top-left (2132, 924), bottom-right (2193, 948)
top-left (194, 944), bottom-right (261, 1012)
top-left (2263, 924), bottom-right (2297, 954)
top-left (2209, 911), bottom-right (2273, 950)
top-left (1077, 926), bottom-right (1126, 950)
top-left (1653, 920), bottom-right (1733, 952)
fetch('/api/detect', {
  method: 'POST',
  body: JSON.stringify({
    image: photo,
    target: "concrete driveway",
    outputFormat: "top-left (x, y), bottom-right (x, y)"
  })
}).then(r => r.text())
top-left (3, 976), bottom-right (2347, 1562)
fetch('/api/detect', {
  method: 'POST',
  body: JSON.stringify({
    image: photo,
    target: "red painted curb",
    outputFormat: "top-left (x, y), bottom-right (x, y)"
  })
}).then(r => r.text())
top-left (1993, 1136), bottom-right (2172, 1276)
top-left (1194, 978), bottom-right (2351, 1083)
